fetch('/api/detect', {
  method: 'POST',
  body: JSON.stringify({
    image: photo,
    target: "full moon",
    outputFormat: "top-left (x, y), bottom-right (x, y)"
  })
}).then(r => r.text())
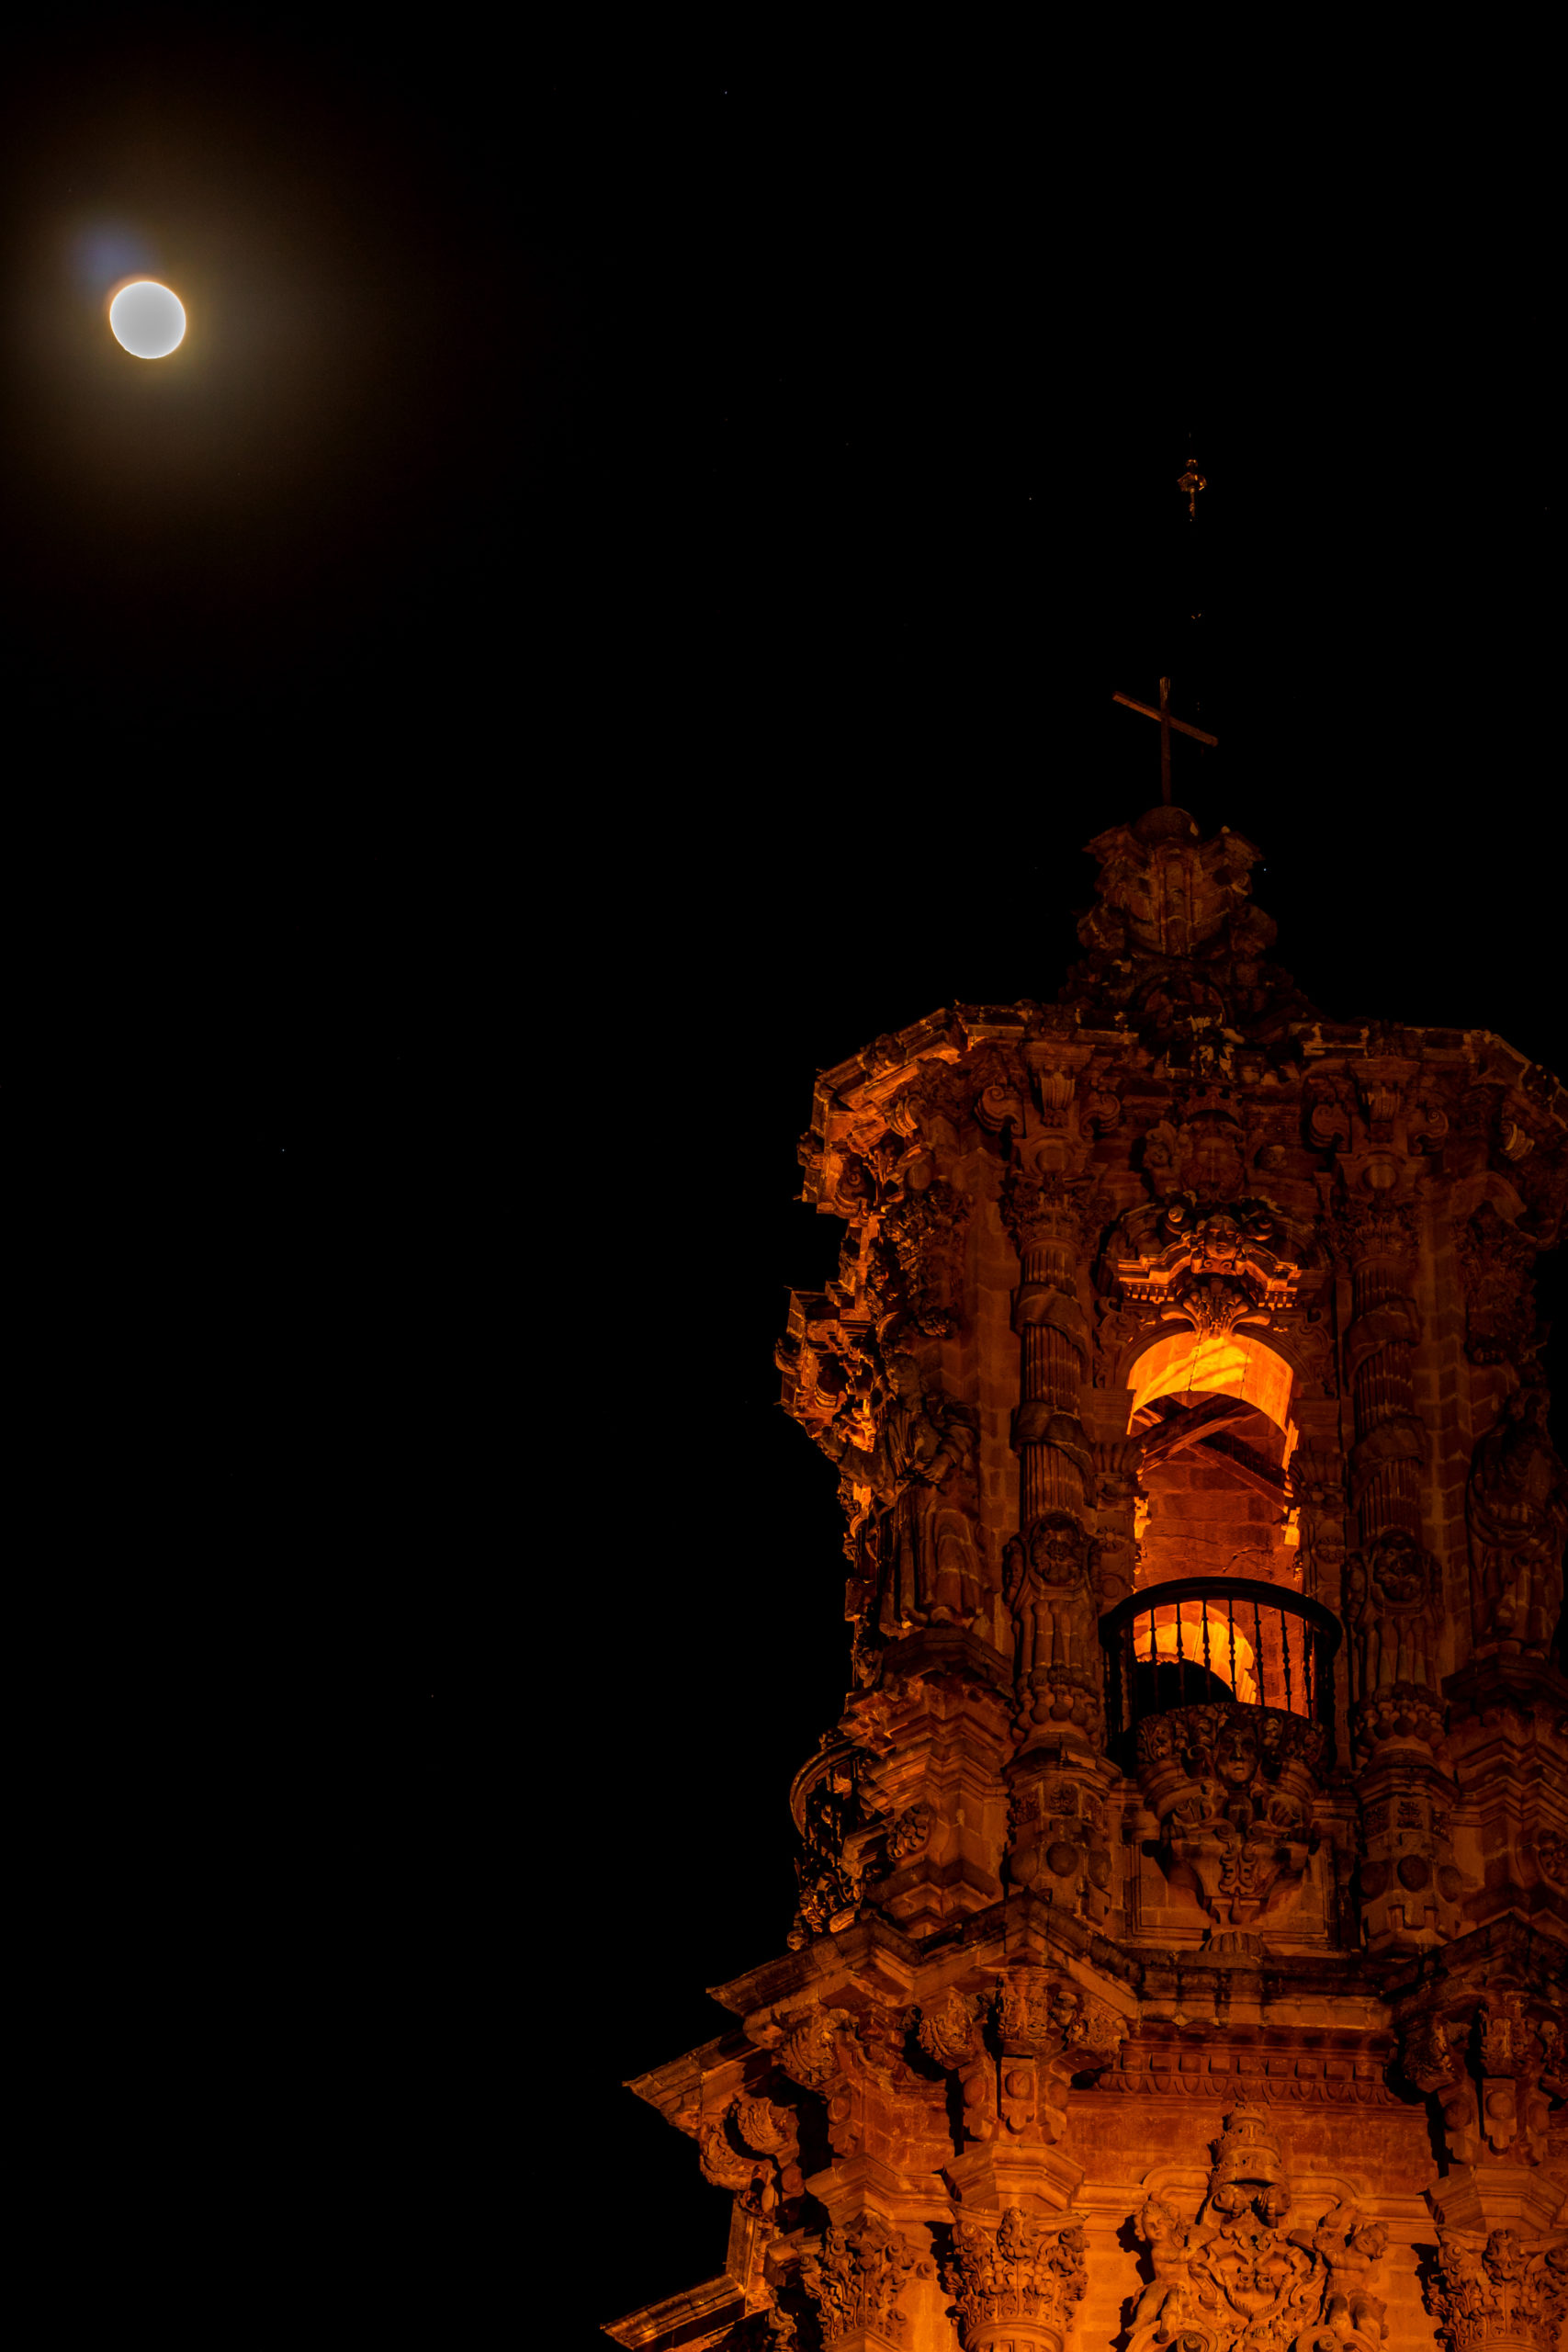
top-left (108, 280), bottom-right (186, 359)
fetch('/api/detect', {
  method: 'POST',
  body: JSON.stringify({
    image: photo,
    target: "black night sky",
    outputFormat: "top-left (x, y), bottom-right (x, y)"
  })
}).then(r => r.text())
top-left (2, 36), bottom-right (1557, 2345)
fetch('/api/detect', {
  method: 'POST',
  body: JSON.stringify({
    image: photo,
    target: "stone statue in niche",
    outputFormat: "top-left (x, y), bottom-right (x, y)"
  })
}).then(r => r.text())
top-left (830, 1351), bottom-right (982, 1637)
top-left (1467, 1384), bottom-right (1568, 1652)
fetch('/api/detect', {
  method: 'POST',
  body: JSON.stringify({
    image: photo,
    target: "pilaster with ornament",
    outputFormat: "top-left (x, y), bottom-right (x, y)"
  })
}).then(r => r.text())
top-left (971, 1085), bottom-right (1109, 1766)
top-left (833, 1654), bottom-right (1017, 1940)
top-left (1328, 1162), bottom-right (1466, 1960)
top-left (1440, 1646), bottom-right (1568, 1938)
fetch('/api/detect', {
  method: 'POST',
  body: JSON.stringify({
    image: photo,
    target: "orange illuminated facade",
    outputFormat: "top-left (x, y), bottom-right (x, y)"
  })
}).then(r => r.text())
top-left (607, 805), bottom-right (1568, 2352)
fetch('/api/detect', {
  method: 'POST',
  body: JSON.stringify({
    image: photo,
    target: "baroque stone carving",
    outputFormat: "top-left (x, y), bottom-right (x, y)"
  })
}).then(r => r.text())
top-left (1467, 1384), bottom-right (1568, 1653)
top-left (1135, 1702), bottom-right (1323, 1950)
top-left (1128, 2105), bottom-right (1390, 2352)
top-left (1400, 1993), bottom-right (1565, 2167)
top-left (1344, 1530), bottom-right (1445, 1753)
top-left (1109, 1194), bottom-right (1303, 1320)
top-left (798, 2211), bottom-right (931, 2347)
top-left (696, 2095), bottom-right (802, 2219)
top-left (773, 2005), bottom-right (853, 2093)
top-left (1425, 2226), bottom-right (1568, 2352)
top-left (1455, 1201), bottom-right (1540, 1366)
top-left (1101, 2043), bottom-right (1400, 2106)
top-left (884, 1801), bottom-right (935, 1863)
top-left (944, 2208), bottom-right (1088, 2350)
top-left (608, 795), bottom-right (1568, 2352)
top-left (1003, 1511), bottom-right (1103, 1747)
top-left (829, 1351), bottom-right (984, 1637)
top-left (788, 1752), bottom-right (869, 1948)
top-left (912, 1969), bottom-right (1125, 2149)
top-left (1005, 1764), bottom-right (1115, 1924)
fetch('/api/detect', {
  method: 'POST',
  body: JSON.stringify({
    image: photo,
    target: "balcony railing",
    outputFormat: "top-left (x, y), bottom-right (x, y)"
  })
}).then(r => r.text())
top-left (1100, 1577), bottom-right (1341, 1759)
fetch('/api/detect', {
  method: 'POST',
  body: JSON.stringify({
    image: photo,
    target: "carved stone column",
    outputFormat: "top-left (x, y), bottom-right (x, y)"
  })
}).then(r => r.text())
top-left (944, 2207), bottom-right (1089, 2352)
top-left (1425, 2212), bottom-right (1568, 2352)
top-left (797, 2210), bottom-right (931, 2351)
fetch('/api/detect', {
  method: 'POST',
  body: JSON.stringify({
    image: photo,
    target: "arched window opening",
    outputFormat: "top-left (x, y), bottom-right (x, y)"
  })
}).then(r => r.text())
top-left (1127, 1328), bottom-right (1297, 1442)
top-left (1124, 1328), bottom-right (1300, 1594)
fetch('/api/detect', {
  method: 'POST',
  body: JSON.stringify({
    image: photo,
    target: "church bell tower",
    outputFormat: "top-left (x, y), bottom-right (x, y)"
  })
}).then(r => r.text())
top-left (605, 804), bottom-right (1568, 2351)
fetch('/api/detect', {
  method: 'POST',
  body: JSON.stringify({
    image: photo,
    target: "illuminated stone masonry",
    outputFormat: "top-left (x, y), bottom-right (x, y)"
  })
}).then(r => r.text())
top-left (605, 807), bottom-right (1568, 2352)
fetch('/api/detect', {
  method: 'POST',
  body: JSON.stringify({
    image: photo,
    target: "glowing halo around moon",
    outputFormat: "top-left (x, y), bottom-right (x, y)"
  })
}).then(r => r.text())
top-left (108, 280), bottom-right (186, 358)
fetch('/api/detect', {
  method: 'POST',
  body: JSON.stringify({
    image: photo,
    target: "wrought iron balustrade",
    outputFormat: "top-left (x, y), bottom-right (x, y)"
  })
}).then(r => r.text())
top-left (1100, 1577), bottom-right (1340, 1759)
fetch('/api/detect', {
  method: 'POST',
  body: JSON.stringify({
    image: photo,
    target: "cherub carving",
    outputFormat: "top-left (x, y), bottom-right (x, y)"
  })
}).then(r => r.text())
top-left (1129, 2195), bottom-right (1202, 2333)
top-left (1287, 2200), bottom-right (1389, 2340)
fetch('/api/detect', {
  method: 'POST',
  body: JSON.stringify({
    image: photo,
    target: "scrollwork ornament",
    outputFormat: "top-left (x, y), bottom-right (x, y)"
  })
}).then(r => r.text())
top-left (721, 2306), bottom-right (799, 2352)
top-left (774, 2006), bottom-right (853, 2093)
top-left (884, 1801), bottom-right (935, 1864)
top-left (914, 1984), bottom-right (981, 2071)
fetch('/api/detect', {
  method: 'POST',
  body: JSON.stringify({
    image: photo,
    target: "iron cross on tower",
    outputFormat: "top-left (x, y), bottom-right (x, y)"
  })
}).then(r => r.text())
top-left (1111, 677), bottom-right (1218, 805)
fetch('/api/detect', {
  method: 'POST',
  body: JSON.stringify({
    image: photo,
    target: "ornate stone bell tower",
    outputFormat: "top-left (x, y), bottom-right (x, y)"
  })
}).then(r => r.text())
top-left (605, 806), bottom-right (1568, 2352)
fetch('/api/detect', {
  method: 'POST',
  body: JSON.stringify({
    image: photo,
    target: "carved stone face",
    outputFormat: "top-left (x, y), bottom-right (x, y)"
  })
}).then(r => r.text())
top-left (1213, 1727), bottom-right (1258, 1786)
top-left (1031, 1521), bottom-right (1088, 1588)
top-left (1196, 1212), bottom-right (1242, 1262)
top-left (1368, 1533), bottom-right (1428, 1609)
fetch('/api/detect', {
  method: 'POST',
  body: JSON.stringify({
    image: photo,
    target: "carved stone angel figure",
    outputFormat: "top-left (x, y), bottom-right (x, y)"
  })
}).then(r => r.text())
top-left (1286, 2201), bottom-right (1389, 2341)
top-left (1129, 2194), bottom-right (1202, 2333)
top-left (1467, 1384), bottom-right (1568, 1651)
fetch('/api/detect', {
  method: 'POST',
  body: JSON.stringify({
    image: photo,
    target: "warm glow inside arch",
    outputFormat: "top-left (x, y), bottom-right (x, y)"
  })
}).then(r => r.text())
top-left (1133, 1606), bottom-right (1260, 1702)
top-left (1126, 1327), bottom-right (1297, 1453)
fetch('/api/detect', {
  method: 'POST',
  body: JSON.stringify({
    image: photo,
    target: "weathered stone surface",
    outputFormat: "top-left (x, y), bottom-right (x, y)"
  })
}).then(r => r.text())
top-left (605, 806), bottom-right (1568, 2351)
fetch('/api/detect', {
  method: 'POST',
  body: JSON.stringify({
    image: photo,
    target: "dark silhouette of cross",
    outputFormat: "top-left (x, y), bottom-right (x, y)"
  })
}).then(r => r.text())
top-left (1111, 677), bottom-right (1218, 804)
